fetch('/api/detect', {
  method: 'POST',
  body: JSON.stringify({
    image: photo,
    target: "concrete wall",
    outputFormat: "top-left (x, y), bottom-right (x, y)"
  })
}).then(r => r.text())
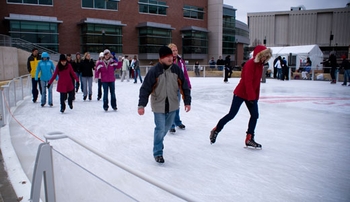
top-left (0, 47), bottom-right (19, 81)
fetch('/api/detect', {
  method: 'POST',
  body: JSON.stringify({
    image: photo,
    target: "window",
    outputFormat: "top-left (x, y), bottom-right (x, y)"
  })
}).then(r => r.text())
top-left (183, 5), bottom-right (204, 20)
top-left (138, 27), bottom-right (171, 53)
top-left (80, 24), bottom-right (123, 53)
top-left (182, 31), bottom-right (208, 54)
top-left (8, 20), bottom-right (59, 51)
top-left (138, 0), bottom-right (167, 15)
top-left (7, 0), bottom-right (53, 5)
top-left (222, 7), bottom-right (236, 55)
top-left (82, 0), bottom-right (119, 10)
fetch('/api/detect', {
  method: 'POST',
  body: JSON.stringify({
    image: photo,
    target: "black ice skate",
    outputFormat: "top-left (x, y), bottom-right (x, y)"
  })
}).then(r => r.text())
top-left (210, 128), bottom-right (219, 144)
top-left (154, 156), bottom-right (165, 163)
top-left (245, 134), bottom-right (262, 149)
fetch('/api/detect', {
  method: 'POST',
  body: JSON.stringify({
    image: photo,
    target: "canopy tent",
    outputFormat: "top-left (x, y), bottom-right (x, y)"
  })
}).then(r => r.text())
top-left (251, 45), bottom-right (324, 71)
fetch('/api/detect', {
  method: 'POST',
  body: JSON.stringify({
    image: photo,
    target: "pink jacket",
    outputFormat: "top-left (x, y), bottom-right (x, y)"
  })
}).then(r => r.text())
top-left (95, 59), bottom-right (117, 82)
top-left (174, 55), bottom-right (192, 89)
top-left (49, 63), bottom-right (78, 93)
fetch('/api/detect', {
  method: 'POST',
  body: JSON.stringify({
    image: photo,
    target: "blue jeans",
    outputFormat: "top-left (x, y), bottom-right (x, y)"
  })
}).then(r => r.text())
top-left (40, 80), bottom-right (53, 105)
top-left (102, 82), bottom-right (117, 110)
top-left (134, 69), bottom-right (143, 83)
top-left (171, 90), bottom-right (182, 129)
top-left (343, 69), bottom-right (350, 84)
top-left (81, 77), bottom-right (93, 97)
top-left (153, 111), bottom-right (176, 157)
top-left (216, 95), bottom-right (259, 135)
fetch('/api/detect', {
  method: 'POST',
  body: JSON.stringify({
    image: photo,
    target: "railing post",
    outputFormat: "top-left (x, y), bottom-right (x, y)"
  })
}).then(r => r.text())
top-left (29, 143), bottom-right (56, 202)
top-left (0, 92), bottom-right (4, 127)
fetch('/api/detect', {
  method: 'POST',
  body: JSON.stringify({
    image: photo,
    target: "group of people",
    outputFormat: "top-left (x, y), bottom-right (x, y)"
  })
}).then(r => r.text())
top-left (27, 48), bottom-right (143, 113)
top-left (273, 56), bottom-right (289, 80)
top-left (322, 52), bottom-right (350, 85)
top-left (28, 43), bottom-right (273, 164)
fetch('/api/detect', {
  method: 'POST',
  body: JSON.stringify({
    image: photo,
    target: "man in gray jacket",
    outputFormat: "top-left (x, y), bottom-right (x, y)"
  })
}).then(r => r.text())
top-left (138, 46), bottom-right (191, 163)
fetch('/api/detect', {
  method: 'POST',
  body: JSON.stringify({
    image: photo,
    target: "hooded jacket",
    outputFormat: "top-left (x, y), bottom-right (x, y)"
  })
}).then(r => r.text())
top-left (49, 63), bottom-right (78, 93)
top-left (35, 52), bottom-right (55, 82)
top-left (138, 62), bottom-right (191, 113)
top-left (233, 45), bottom-right (272, 101)
top-left (95, 58), bottom-right (118, 82)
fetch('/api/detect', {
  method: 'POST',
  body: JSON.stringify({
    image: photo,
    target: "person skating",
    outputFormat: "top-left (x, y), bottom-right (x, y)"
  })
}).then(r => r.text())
top-left (210, 45), bottom-right (272, 149)
top-left (138, 46), bottom-right (191, 163)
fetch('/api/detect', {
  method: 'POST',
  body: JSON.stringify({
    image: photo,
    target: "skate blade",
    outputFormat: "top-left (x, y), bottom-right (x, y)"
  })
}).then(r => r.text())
top-left (244, 146), bottom-right (262, 150)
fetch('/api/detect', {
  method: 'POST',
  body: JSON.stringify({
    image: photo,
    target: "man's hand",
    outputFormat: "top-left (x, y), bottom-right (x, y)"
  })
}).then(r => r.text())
top-left (184, 105), bottom-right (191, 112)
top-left (138, 107), bottom-right (144, 115)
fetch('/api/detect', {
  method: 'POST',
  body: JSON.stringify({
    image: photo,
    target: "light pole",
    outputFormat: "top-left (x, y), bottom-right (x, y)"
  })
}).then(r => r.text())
top-left (102, 29), bottom-right (105, 50)
top-left (181, 33), bottom-right (185, 60)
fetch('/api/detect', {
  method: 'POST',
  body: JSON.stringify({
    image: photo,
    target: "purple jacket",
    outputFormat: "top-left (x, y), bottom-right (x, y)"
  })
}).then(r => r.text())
top-left (95, 59), bottom-right (117, 82)
top-left (174, 55), bottom-right (191, 89)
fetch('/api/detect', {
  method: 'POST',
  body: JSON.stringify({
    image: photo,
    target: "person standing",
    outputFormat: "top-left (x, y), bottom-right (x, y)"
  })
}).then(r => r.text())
top-left (27, 48), bottom-right (42, 103)
top-left (95, 49), bottom-right (118, 111)
top-left (340, 55), bottom-right (350, 86)
top-left (80, 52), bottom-right (95, 100)
top-left (48, 54), bottom-right (79, 113)
top-left (194, 61), bottom-right (200, 77)
top-left (95, 52), bottom-right (104, 101)
top-left (274, 56), bottom-right (282, 80)
top-left (209, 57), bottom-right (216, 71)
top-left (120, 55), bottom-right (130, 82)
top-left (216, 56), bottom-right (225, 71)
top-left (168, 43), bottom-right (192, 133)
top-left (35, 52), bottom-right (55, 107)
top-left (210, 45), bottom-right (272, 149)
top-left (261, 62), bottom-right (269, 83)
top-left (138, 46), bottom-right (191, 163)
top-left (329, 52), bottom-right (338, 84)
top-left (224, 55), bottom-right (231, 83)
top-left (133, 55), bottom-right (143, 83)
top-left (72, 52), bottom-right (82, 93)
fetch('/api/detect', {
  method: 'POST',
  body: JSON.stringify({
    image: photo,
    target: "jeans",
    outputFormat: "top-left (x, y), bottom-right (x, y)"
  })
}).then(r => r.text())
top-left (97, 79), bottom-right (102, 99)
top-left (81, 77), bottom-right (93, 97)
top-left (343, 69), bottom-right (350, 84)
top-left (216, 95), bottom-right (259, 135)
top-left (79, 73), bottom-right (83, 92)
top-left (102, 82), bottom-right (117, 110)
top-left (75, 72), bottom-right (80, 92)
top-left (134, 69), bottom-right (143, 83)
top-left (40, 80), bottom-right (53, 105)
top-left (31, 78), bottom-right (42, 102)
top-left (277, 68), bottom-right (282, 79)
top-left (153, 111), bottom-right (176, 157)
top-left (171, 90), bottom-right (182, 129)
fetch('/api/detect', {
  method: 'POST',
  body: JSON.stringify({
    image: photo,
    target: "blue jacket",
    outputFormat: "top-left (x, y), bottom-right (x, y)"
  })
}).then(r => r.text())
top-left (35, 52), bottom-right (55, 81)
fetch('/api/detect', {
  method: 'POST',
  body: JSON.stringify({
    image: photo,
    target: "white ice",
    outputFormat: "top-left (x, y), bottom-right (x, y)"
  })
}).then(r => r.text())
top-left (3, 77), bottom-right (350, 202)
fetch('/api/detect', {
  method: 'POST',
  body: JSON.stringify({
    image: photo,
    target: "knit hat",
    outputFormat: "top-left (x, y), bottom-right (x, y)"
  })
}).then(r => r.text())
top-left (76, 52), bottom-right (80, 55)
top-left (103, 49), bottom-right (110, 55)
top-left (159, 46), bottom-right (173, 58)
top-left (59, 54), bottom-right (67, 61)
top-left (99, 52), bottom-right (104, 58)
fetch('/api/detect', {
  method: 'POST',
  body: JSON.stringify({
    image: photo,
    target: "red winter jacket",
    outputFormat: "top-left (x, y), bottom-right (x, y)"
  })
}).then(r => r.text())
top-left (233, 45), bottom-right (272, 101)
top-left (49, 63), bottom-right (79, 93)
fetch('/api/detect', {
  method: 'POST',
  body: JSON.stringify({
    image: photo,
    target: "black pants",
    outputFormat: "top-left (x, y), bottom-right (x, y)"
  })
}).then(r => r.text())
top-left (282, 67), bottom-right (289, 80)
top-left (31, 78), bottom-right (42, 102)
top-left (330, 67), bottom-right (337, 80)
top-left (60, 90), bottom-right (74, 111)
top-left (224, 67), bottom-right (229, 82)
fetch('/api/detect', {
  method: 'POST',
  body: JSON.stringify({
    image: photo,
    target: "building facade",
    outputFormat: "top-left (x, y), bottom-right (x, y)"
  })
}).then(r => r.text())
top-left (247, 6), bottom-right (350, 58)
top-left (0, 0), bottom-right (250, 66)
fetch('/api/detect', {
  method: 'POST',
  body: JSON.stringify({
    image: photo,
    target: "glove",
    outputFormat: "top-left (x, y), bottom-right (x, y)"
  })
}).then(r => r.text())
top-left (47, 83), bottom-right (51, 89)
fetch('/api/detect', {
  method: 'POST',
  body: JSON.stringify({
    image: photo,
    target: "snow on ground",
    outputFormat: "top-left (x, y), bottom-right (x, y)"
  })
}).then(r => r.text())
top-left (5, 77), bottom-right (350, 202)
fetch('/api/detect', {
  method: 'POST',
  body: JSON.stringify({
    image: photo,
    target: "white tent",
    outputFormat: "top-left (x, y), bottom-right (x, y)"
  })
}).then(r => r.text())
top-left (251, 45), bottom-right (324, 71)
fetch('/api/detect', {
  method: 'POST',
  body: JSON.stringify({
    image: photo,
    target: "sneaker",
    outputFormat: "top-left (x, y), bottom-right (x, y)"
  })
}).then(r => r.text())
top-left (154, 156), bottom-right (165, 163)
top-left (245, 134), bottom-right (262, 149)
top-left (178, 124), bottom-right (186, 130)
top-left (169, 128), bottom-right (176, 133)
top-left (210, 128), bottom-right (219, 144)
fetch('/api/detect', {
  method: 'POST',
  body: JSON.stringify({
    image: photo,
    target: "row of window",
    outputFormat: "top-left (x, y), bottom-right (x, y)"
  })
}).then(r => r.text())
top-left (7, 0), bottom-right (204, 19)
top-left (7, 20), bottom-right (208, 54)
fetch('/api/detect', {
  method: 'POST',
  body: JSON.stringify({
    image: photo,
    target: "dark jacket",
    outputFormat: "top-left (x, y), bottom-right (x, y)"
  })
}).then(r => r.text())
top-left (80, 59), bottom-right (95, 77)
top-left (72, 60), bottom-right (82, 73)
top-left (138, 62), bottom-right (191, 113)
top-left (27, 53), bottom-right (41, 77)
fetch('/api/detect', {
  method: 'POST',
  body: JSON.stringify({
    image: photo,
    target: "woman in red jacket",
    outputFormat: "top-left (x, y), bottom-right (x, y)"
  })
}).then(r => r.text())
top-left (48, 54), bottom-right (79, 113)
top-left (209, 45), bottom-right (272, 149)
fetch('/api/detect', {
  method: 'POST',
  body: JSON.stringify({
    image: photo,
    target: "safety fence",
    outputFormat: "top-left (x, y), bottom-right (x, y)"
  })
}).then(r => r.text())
top-left (0, 74), bottom-right (197, 201)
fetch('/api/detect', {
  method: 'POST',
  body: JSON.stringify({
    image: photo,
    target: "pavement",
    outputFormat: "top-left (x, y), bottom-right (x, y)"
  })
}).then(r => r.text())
top-left (0, 149), bottom-right (18, 202)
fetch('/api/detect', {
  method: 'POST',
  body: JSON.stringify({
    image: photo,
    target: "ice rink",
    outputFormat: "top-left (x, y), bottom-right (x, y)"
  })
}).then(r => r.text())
top-left (2, 77), bottom-right (350, 202)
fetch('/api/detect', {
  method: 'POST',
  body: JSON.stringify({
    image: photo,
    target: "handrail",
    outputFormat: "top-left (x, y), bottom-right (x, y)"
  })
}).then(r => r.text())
top-left (45, 132), bottom-right (198, 202)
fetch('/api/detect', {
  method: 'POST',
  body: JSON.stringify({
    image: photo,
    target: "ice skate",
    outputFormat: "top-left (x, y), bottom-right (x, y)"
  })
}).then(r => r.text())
top-left (210, 127), bottom-right (219, 144)
top-left (245, 134), bottom-right (262, 149)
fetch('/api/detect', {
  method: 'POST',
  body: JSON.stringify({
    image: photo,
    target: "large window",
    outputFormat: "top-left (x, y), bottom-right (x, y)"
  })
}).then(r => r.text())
top-left (9, 20), bottom-right (58, 51)
top-left (183, 5), bottom-right (204, 20)
top-left (7, 0), bottom-right (53, 5)
top-left (138, 27), bottom-right (171, 53)
top-left (82, 0), bottom-right (119, 10)
top-left (182, 31), bottom-right (208, 54)
top-left (222, 7), bottom-right (236, 55)
top-left (80, 24), bottom-right (123, 53)
top-left (138, 0), bottom-right (167, 15)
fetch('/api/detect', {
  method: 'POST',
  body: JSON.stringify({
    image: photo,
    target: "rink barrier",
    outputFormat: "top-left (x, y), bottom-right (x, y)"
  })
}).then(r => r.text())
top-left (27, 131), bottom-right (198, 202)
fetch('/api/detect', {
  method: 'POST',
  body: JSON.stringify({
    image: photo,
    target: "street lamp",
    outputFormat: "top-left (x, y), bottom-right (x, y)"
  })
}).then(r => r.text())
top-left (181, 33), bottom-right (185, 60)
top-left (102, 29), bottom-right (105, 50)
